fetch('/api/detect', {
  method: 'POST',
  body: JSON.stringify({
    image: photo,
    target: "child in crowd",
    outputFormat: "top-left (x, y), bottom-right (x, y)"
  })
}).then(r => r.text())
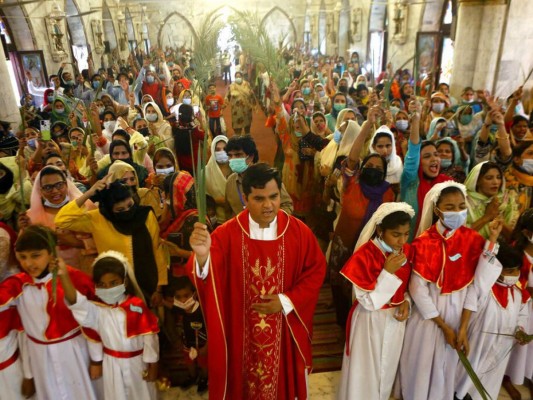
top-left (400, 182), bottom-right (502, 400)
top-left (205, 83), bottom-right (225, 137)
top-left (171, 276), bottom-right (208, 393)
top-left (455, 242), bottom-right (530, 400)
top-left (0, 225), bottom-right (98, 400)
top-left (56, 250), bottom-right (160, 400)
top-left (338, 202), bottom-right (414, 400)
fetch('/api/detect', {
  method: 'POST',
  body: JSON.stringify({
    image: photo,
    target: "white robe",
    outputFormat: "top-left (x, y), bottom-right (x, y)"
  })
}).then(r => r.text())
top-left (455, 260), bottom-right (529, 400)
top-left (505, 254), bottom-right (533, 385)
top-left (337, 269), bottom-right (407, 400)
top-left (14, 279), bottom-right (97, 400)
top-left (0, 321), bottom-right (25, 400)
top-left (400, 253), bottom-right (496, 400)
top-left (69, 292), bottom-right (159, 400)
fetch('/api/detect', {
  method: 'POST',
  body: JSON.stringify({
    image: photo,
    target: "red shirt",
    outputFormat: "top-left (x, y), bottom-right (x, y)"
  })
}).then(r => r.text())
top-left (205, 94), bottom-right (224, 118)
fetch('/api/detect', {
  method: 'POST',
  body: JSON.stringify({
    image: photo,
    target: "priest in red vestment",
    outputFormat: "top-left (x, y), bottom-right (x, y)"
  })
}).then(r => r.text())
top-left (188, 163), bottom-right (326, 400)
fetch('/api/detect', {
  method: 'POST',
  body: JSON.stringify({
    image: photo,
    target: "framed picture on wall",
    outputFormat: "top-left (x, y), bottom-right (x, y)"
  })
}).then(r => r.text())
top-left (414, 32), bottom-right (442, 94)
top-left (17, 50), bottom-right (49, 91)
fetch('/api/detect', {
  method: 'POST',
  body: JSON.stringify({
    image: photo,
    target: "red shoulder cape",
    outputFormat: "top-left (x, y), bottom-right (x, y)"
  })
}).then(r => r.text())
top-left (411, 225), bottom-right (485, 294)
top-left (187, 210), bottom-right (326, 400)
top-left (0, 306), bottom-right (23, 339)
top-left (491, 283), bottom-right (531, 308)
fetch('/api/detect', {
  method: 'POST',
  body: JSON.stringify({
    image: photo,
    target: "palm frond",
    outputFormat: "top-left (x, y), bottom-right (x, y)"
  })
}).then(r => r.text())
top-left (456, 349), bottom-right (493, 400)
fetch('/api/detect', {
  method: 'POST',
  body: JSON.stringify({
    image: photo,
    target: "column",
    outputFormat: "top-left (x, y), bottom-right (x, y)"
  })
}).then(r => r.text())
top-left (0, 38), bottom-right (21, 127)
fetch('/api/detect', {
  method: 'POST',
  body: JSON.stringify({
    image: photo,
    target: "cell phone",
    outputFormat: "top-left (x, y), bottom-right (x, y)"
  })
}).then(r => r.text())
top-left (193, 105), bottom-right (200, 115)
top-left (40, 120), bottom-right (51, 141)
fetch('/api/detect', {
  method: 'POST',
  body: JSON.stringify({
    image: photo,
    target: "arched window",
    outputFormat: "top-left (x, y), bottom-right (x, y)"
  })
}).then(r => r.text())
top-left (367, 1), bottom-right (388, 79)
top-left (439, 0), bottom-right (455, 84)
top-left (318, 1), bottom-right (327, 55)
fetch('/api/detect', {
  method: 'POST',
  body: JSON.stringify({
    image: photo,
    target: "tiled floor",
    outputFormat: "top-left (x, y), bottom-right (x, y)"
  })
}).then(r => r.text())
top-left (160, 370), bottom-right (531, 399)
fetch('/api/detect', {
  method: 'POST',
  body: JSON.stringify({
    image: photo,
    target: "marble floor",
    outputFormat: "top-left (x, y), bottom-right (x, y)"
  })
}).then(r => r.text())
top-left (159, 370), bottom-right (531, 399)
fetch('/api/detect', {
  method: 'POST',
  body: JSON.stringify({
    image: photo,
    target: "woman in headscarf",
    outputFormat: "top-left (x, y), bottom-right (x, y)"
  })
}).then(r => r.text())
top-left (205, 135), bottom-right (231, 225)
top-left (50, 98), bottom-right (71, 125)
top-left (325, 93), bottom-right (348, 132)
top-left (455, 104), bottom-right (484, 144)
top-left (97, 139), bottom-right (149, 187)
top-left (171, 104), bottom-right (205, 174)
top-left (143, 101), bottom-right (172, 152)
top-left (422, 92), bottom-right (450, 135)
top-left (100, 93), bottom-right (131, 120)
top-left (328, 110), bottom-right (395, 328)
top-left (55, 179), bottom-right (168, 306)
top-left (504, 140), bottom-right (533, 229)
top-left (310, 111), bottom-right (332, 139)
top-left (145, 147), bottom-right (179, 189)
top-left (224, 71), bottom-right (257, 135)
top-left (282, 112), bottom-right (328, 218)
top-left (368, 125), bottom-right (403, 185)
top-left (436, 137), bottom-right (469, 183)
top-left (465, 161), bottom-right (514, 240)
top-left (0, 156), bottom-right (31, 225)
top-left (107, 160), bottom-right (167, 223)
top-left (21, 165), bottom-right (95, 272)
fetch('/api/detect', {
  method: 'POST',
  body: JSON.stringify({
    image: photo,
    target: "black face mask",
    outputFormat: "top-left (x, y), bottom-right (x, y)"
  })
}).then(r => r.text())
top-left (173, 75), bottom-right (180, 81)
top-left (360, 167), bottom-right (384, 186)
top-left (0, 166), bottom-right (14, 194)
top-left (338, 86), bottom-right (348, 93)
top-left (114, 203), bottom-right (138, 222)
top-left (138, 127), bottom-right (150, 137)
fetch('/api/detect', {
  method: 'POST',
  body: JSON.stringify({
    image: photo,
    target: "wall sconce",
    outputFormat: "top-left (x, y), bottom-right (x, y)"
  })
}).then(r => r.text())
top-left (351, 8), bottom-right (362, 43)
top-left (46, 2), bottom-right (68, 62)
top-left (392, 1), bottom-right (408, 45)
top-left (91, 20), bottom-right (104, 54)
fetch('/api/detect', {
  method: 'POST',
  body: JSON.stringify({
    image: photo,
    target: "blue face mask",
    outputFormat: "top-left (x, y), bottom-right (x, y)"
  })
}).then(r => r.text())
top-left (376, 236), bottom-right (394, 253)
top-left (146, 76), bottom-right (155, 84)
top-left (302, 87), bottom-right (311, 95)
top-left (294, 131), bottom-right (303, 138)
top-left (333, 130), bottom-right (342, 144)
top-left (47, 95), bottom-right (54, 103)
top-left (229, 157), bottom-right (249, 174)
top-left (92, 81), bottom-right (99, 89)
top-left (460, 114), bottom-right (473, 125)
top-left (333, 103), bottom-right (345, 112)
top-left (440, 158), bottom-right (452, 168)
top-left (438, 209), bottom-right (468, 231)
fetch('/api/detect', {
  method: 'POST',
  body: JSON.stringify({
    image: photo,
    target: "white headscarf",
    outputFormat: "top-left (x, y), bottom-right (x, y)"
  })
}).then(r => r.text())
top-left (354, 202), bottom-right (415, 252)
top-left (416, 181), bottom-right (467, 237)
top-left (205, 135), bottom-right (229, 200)
top-left (368, 125), bottom-right (403, 184)
top-left (93, 250), bottom-right (145, 303)
top-left (319, 119), bottom-right (361, 172)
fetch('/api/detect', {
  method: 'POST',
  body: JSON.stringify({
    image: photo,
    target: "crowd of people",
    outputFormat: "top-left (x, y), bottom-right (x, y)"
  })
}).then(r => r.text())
top-left (0, 42), bottom-right (532, 400)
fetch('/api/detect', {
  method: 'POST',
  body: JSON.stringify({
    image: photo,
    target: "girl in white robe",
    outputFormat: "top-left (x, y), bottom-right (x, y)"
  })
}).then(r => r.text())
top-left (58, 250), bottom-right (160, 400)
top-left (337, 202), bottom-right (414, 400)
top-left (399, 182), bottom-right (502, 400)
top-left (455, 243), bottom-right (530, 400)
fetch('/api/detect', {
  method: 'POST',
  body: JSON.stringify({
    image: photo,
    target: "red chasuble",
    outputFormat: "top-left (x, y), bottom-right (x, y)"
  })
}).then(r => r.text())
top-left (411, 225), bottom-right (485, 294)
top-left (0, 266), bottom-right (95, 341)
top-left (187, 210), bottom-right (326, 400)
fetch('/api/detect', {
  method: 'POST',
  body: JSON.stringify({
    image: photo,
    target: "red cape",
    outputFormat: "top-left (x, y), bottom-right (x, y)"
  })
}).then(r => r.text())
top-left (491, 283), bottom-right (531, 309)
top-left (0, 306), bottom-right (23, 339)
top-left (411, 225), bottom-right (485, 294)
top-left (187, 210), bottom-right (326, 400)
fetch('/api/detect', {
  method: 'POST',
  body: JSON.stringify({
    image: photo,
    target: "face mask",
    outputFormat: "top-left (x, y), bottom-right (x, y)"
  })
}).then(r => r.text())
top-left (98, 106), bottom-right (105, 115)
top-left (27, 138), bottom-right (37, 149)
top-left (235, 78), bottom-right (243, 84)
top-left (215, 150), bottom-right (229, 164)
top-left (229, 157), bottom-right (249, 174)
top-left (348, 67), bottom-right (355, 73)
top-left (333, 103), bottom-right (346, 112)
top-left (438, 209), bottom-right (468, 231)
top-left (156, 166), bottom-right (175, 175)
top-left (166, 98), bottom-right (174, 107)
top-left (159, 75), bottom-right (166, 81)
top-left (432, 103), bottom-right (445, 113)
top-left (440, 158), bottom-right (452, 168)
top-left (294, 131), bottom-right (303, 138)
top-left (146, 76), bottom-right (155, 84)
top-left (92, 81), bottom-right (99, 90)
top-left (376, 236), bottom-right (394, 253)
top-left (464, 99), bottom-right (474, 104)
top-left (55, 108), bottom-right (65, 114)
top-left (390, 106), bottom-right (400, 116)
top-left (396, 119), bottom-right (409, 132)
top-left (360, 167), bottom-right (384, 186)
top-left (183, 98), bottom-right (192, 105)
top-left (174, 297), bottom-right (199, 312)
top-left (521, 159), bottom-right (533, 174)
top-left (103, 121), bottom-right (116, 131)
top-left (302, 87), bottom-right (311, 95)
top-left (136, 127), bottom-right (148, 137)
top-left (47, 95), bottom-right (54, 103)
top-left (44, 195), bottom-right (70, 209)
top-left (114, 203), bottom-right (138, 222)
top-left (318, 90), bottom-right (325, 98)
top-left (313, 63), bottom-right (319, 68)
top-left (460, 114), bottom-right (473, 125)
top-left (500, 275), bottom-right (519, 287)
top-left (146, 113), bottom-right (158, 122)
top-left (338, 86), bottom-right (348, 94)
top-left (96, 284), bottom-right (125, 305)
top-left (66, 80), bottom-right (75, 86)
top-left (333, 130), bottom-right (342, 144)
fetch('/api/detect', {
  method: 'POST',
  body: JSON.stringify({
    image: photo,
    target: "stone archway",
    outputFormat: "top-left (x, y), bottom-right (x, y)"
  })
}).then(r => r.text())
top-left (102, 0), bottom-right (118, 53)
top-left (157, 12), bottom-right (197, 50)
top-left (260, 6), bottom-right (297, 49)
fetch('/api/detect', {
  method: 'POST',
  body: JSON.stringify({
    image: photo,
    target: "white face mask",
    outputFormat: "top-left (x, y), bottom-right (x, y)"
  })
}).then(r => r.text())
top-left (521, 159), bottom-right (533, 174)
top-left (438, 209), bottom-right (468, 231)
top-left (145, 113), bottom-right (158, 122)
top-left (183, 98), bottom-right (192, 105)
top-left (155, 166), bottom-right (175, 175)
top-left (432, 103), bottom-right (445, 114)
top-left (96, 284), bottom-right (125, 305)
top-left (103, 121), bottom-right (116, 132)
top-left (499, 275), bottom-right (519, 287)
top-left (395, 119), bottom-right (409, 132)
top-left (215, 150), bottom-right (229, 164)
top-left (174, 297), bottom-right (199, 312)
top-left (166, 98), bottom-right (174, 107)
top-left (44, 195), bottom-right (70, 209)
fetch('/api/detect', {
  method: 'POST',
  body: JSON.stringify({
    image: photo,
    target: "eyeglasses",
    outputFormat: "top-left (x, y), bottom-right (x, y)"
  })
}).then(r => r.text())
top-left (41, 181), bottom-right (66, 193)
